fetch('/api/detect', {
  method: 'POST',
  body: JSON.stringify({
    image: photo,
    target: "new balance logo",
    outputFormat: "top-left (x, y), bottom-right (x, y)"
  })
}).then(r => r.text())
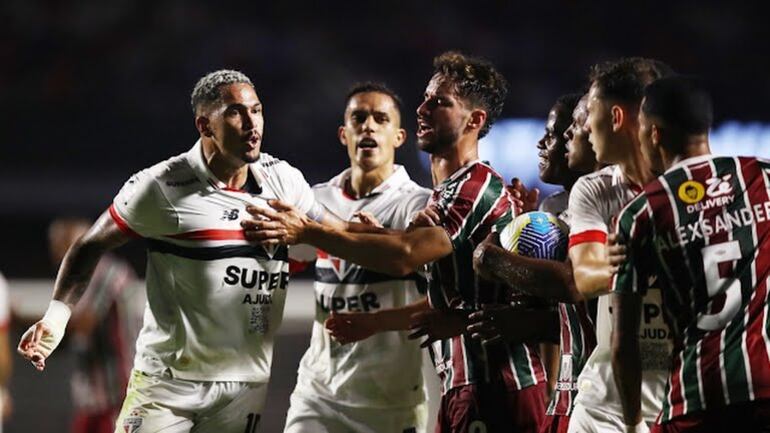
top-left (221, 209), bottom-right (240, 220)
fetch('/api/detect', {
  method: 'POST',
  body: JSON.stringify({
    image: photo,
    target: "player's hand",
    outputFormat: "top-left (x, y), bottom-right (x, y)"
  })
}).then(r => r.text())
top-left (410, 205), bottom-right (442, 228)
top-left (408, 308), bottom-right (467, 348)
top-left (466, 304), bottom-right (514, 344)
top-left (17, 321), bottom-right (57, 371)
top-left (242, 200), bottom-right (312, 245)
top-left (324, 312), bottom-right (378, 345)
top-left (508, 178), bottom-right (539, 215)
top-left (472, 232), bottom-right (501, 281)
top-left (608, 233), bottom-right (627, 274)
top-left (353, 211), bottom-right (382, 228)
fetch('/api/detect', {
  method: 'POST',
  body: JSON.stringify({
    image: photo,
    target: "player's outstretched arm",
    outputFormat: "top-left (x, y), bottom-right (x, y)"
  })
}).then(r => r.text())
top-left (611, 292), bottom-right (647, 433)
top-left (243, 200), bottom-right (453, 276)
top-left (473, 233), bottom-right (583, 303)
top-left (17, 210), bottom-right (131, 371)
top-left (325, 299), bottom-right (430, 344)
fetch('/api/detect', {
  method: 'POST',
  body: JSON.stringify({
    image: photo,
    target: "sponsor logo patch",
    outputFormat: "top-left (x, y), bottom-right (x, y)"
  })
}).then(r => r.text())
top-left (678, 180), bottom-right (705, 204)
top-left (123, 408), bottom-right (146, 433)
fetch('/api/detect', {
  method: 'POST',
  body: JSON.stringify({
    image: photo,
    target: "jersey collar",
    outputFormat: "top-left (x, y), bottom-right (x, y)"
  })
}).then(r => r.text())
top-left (187, 140), bottom-right (263, 192)
top-left (439, 159), bottom-right (482, 186)
top-left (332, 165), bottom-right (411, 199)
top-left (665, 154), bottom-right (715, 174)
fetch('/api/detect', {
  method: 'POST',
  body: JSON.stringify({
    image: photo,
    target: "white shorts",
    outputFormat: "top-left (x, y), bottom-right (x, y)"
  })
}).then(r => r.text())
top-left (114, 369), bottom-right (268, 433)
top-left (567, 403), bottom-right (651, 433)
top-left (283, 391), bottom-right (428, 433)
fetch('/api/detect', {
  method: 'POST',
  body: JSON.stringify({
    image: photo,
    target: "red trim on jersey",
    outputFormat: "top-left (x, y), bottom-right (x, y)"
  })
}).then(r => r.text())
top-left (108, 205), bottom-right (142, 239)
top-left (222, 186), bottom-right (244, 192)
top-left (167, 229), bottom-right (246, 241)
top-left (568, 230), bottom-right (607, 248)
top-left (289, 259), bottom-right (310, 274)
top-left (317, 249), bottom-right (330, 259)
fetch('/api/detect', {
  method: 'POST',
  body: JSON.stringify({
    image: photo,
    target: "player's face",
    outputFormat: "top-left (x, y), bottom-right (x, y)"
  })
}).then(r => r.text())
top-left (565, 96), bottom-right (598, 173)
top-left (537, 104), bottom-right (572, 185)
top-left (416, 74), bottom-right (470, 154)
top-left (206, 83), bottom-right (264, 164)
top-left (585, 83), bottom-right (618, 164)
top-left (340, 92), bottom-right (405, 172)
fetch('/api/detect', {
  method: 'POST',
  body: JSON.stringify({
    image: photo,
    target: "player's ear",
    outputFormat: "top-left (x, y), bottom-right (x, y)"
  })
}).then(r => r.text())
top-left (650, 124), bottom-right (661, 148)
top-left (338, 126), bottom-right (348, 147)
top-left (610, 105), bottom-right (625, 132)
top-left (466, 109), bottom-right (488, 135)
top-left (195, 116), bottom-right (213, 137)
top-left (394, 128), bottom-right (406, 149)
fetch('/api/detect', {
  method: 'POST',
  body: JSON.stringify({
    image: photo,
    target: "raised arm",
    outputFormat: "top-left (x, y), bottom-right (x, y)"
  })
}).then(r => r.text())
top-left (473, 233), bottom-right (582, 303)
top-left (17, 210), bottom-right (131, 371)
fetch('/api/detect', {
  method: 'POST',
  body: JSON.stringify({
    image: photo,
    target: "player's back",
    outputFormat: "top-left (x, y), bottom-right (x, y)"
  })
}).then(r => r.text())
top-left (618, 154), bottom-right (770, 421)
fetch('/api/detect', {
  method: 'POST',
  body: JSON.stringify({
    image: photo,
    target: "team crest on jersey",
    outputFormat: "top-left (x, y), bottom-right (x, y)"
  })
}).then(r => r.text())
top-left (122, 408), bottom-right (146, 433)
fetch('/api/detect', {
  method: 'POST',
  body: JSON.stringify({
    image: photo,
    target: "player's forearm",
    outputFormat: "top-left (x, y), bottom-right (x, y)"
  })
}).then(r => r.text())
top-left (612, 292), bottom-right (644, 426)
top-left (51, 237), bottom-right (109, 308)
top-left (612, 334), bottom-right (643, 426)
top-left (372, 299), bottom-right (430, 331)
top-left (303, 224), bottom-right (445, 276)
top-left (0, 333), bottom-right (11, 386)
top-left (479, 244), bottom-right (583, 303)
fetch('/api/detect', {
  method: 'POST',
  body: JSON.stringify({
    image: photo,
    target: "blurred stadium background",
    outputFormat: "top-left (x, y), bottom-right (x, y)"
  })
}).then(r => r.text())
top-left (2, 1), bottom-right (768, 431)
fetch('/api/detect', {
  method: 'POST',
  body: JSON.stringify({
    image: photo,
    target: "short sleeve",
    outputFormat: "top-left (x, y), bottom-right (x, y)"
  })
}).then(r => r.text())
top-left (567, 176), bottom-right (608, 248)
top-left (612, 195), bottom-right (652, 296)
top-left (282, 165), bottom-right (326, 222)
top-left (110, 169), bottom-right (178, 238)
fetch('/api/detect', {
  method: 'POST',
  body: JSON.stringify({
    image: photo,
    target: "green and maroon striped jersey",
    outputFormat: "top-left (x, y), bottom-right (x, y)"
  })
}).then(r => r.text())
top-left (612, 155), bottom-right (770, 422)
top-left (426, 160), bottom-right (546, 394)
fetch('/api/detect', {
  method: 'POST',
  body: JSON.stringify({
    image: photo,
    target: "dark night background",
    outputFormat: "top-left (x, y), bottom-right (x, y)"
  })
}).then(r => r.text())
top-left (1, 1), bottom-right (769, 431)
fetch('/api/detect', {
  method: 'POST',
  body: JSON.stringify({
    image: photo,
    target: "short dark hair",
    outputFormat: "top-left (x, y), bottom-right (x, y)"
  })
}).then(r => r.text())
top-left (191, 70), bottom-right (253, 114)
top-left (554, 92), bottom-right (583, 116)
top-left (345, 82), bottom-right (403, 116)
top-left (589, 57), bottom-right (674, 105)
top-left (642, 75), bottom-right (713, 137)
top-left (432, 51), bottom-right (509, 138)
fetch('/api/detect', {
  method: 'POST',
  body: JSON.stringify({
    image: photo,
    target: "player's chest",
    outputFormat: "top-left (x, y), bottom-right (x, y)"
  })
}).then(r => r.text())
top-left (171, 190), bottom-right (277, 233)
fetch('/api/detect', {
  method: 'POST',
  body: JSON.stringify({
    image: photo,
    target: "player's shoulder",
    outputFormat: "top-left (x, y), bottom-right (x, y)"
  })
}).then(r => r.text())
top-left (255, 152), bottom-right (300, 176)
top-left (127, 151), bottom-right (193, 187)
top-left (573, 165), bottom-right (616, 192)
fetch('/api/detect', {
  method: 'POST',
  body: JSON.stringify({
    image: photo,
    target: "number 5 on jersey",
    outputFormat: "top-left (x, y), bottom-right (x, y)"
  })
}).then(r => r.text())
top-left (698, 240), bottom-right (742, 331)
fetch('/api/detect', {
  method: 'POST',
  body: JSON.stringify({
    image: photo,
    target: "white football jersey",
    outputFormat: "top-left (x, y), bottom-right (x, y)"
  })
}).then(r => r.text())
top-left (110, 141), bottom-right (325, 383)
top-left (292, 166), bottom-right (432, 408)
top-left (568, 164), bottom-right (671, 422)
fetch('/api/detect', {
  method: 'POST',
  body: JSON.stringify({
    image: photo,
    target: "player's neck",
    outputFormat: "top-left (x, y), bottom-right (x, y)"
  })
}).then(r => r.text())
top-left (202, 142), bottom-right (249, 189)
top-left (664, 137), bottom-right (711, 170)
top-left (618, 143), bottom-right (655, 189)
top-left (430, 137), bottom-right (479, 185)
top-left (347, 163), bottom-right (394, 198)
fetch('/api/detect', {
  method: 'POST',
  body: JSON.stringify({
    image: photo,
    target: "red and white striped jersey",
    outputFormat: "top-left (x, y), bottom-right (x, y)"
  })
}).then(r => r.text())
top-left (613, 155), bottom-right (770, 422)
top-left (110, 141), bottom-right (324, 383)
top-left (568, 164), bottom-right (672, 422)
top-left (426, 160), bottom-right (546, 394)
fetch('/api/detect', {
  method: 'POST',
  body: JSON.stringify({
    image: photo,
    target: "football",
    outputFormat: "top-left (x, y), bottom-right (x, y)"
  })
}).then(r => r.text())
top-left (499, 211), bottom-right (568, 261)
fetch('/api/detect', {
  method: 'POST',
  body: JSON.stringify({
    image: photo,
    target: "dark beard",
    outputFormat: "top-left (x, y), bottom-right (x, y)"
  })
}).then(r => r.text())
top-left (417, 128), bottom-right (457, 155)
top-left (242, 152), bottom-right (260, 164)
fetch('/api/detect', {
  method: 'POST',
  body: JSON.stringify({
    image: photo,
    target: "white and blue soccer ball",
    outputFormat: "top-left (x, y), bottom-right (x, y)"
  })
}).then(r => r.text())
top-left (499, 211), bottom-right (568, 261)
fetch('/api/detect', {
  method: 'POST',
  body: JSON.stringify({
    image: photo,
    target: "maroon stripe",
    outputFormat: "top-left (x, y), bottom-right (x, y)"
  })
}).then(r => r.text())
top-left (738, 158), bottom-right (770, 396)
top-left (442, 166), bottom-right (489, 239)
